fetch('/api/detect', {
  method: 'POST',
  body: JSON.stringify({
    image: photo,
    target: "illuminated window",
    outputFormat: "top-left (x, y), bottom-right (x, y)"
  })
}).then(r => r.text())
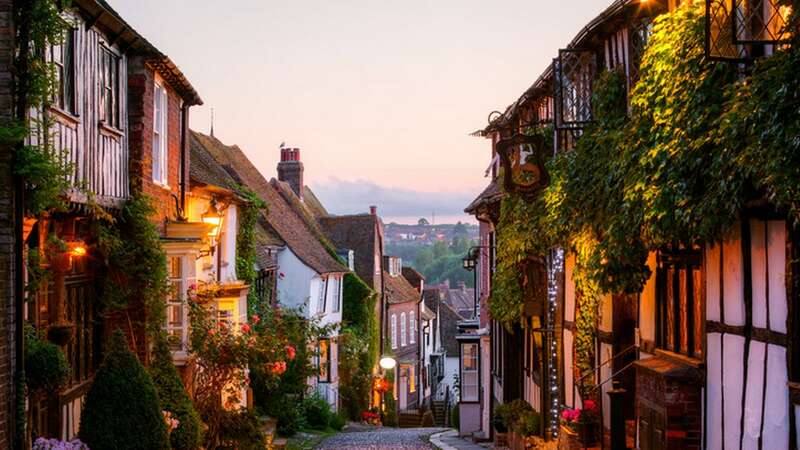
top-left (409, 366), bottom-right (416, 393)
top-left (318, 338), bottom-right (330, 382)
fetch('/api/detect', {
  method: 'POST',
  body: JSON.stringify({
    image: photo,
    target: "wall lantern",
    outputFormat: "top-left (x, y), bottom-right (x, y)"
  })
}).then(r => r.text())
top-left (68, 241), bottom-right (87, 258)
top-left (379, 356), bottom-right (397, 370)
top-left (496, 133), bottom-right (550, 198)
top-left (201, 201), bottom-right (225, 238)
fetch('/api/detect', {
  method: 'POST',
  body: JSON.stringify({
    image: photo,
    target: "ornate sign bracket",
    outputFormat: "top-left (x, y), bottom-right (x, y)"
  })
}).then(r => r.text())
top-left (496, 133), bottom-right (550, 198)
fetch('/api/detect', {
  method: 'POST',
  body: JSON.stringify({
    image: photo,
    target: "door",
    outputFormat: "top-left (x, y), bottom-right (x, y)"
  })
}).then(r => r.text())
top-left (399, 367), bottom-right (408, 411)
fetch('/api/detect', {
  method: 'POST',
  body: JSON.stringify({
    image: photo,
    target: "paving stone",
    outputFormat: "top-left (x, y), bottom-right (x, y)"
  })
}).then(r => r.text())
top-left (317, 427), bottom-right (446, 449)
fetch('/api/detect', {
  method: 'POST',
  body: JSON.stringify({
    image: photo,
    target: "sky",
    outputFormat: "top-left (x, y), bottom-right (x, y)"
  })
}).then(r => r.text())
top-left (113, 0), bottom-right (610, 223)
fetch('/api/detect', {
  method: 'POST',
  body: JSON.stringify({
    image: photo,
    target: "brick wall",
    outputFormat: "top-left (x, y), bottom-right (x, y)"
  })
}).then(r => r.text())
top-left (0, 0), bottom-right (14, 446)
top-left (128, 57), bottom-right (188, 233)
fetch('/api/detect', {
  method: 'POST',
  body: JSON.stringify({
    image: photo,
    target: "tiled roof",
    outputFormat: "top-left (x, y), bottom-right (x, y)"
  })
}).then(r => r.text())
top-left (384, 271), bottom-right (420, 305)
top-left (254, 220), bottom-right (282, 270)
top-left (190, 136), bottom-right (241, 190)
top-left (189, 131), bottom-right (346, 275)
top-left (430, 282), bottom-right (475, 318)
top-left (303, 187), bottom-right (329, 219)
top-left (401, 266), bottom-right (425, 291)
top-left (439, 302), bottom-right (462, 356)
top-left (464, 180), bottom-right (504, 214)
top-left (319, 214), bottom-right (382, 291)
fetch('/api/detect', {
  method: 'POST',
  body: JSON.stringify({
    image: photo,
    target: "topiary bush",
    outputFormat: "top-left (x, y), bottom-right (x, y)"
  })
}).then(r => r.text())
top-left (302, 393), bottom-right (334, 430)
top-left (149, 336), bottom-right (203, 450)
top-left (330, 413), bottom-right (347, 431)
top-left (79, 331), bottom-right (168, 450)
top-left (25, 328), bottom-right (70, 395)
top-left (217, 408), bottom-right (265, 450)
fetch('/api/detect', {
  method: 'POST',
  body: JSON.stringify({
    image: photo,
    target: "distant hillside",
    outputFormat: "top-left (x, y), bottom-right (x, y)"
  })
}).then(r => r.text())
top-left (384, 222), bottom-right (478, 288)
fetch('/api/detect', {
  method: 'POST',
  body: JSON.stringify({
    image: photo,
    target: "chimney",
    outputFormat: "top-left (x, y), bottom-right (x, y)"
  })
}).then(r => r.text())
top-left (277, 147), bottom-right (304, 200)
top-left (458, 280), bottom-right (466, 293)
top-left (370, 205), bottom-right (377, 215)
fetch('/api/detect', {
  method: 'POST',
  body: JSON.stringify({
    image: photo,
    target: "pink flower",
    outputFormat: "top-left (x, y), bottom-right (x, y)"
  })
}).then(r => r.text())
top-left (583, 399), bottom-right (597, 412)
top-left (208, 328), bottom-right (217, 336)
top-left (251, 314), bottom-right (261, 324)
top-left (286, 345), bottom-right (296, 360)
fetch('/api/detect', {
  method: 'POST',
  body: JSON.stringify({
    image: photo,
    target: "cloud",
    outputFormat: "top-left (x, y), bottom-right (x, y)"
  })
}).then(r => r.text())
top-left (310, 178), bottom-right (475, 219)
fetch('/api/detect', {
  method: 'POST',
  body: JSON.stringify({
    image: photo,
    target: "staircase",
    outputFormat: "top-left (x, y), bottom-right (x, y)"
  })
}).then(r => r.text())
top-left (398, 410), bottom-right (423, 428)
top-left (432, 400), bottom-right (447, 426)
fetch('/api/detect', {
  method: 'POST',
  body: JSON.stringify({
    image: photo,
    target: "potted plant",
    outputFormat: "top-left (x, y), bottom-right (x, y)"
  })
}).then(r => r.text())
top-left (515, 409), bottom-right (541, 448)
top-left (560, 399), bottom-right (599, 448)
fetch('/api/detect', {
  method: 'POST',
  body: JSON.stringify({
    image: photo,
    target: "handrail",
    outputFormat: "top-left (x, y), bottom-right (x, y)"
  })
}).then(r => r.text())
top-left (574, 344), bottom-right (637, 386)
top-left (586, 360), bottom-right (636, 394)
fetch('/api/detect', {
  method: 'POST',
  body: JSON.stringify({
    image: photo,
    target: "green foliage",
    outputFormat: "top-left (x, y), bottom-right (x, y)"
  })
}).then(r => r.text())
top-left (387, 236), bottom-right (477, 288)
top-left (381, 369), bottom-right (398, 427)
top-left (24, 327), bottom-right (70, 395)
top-left (301, 394), bottom-right (335, 430)
top-left (149, 336), bottom-right (203, 450)
top-left (235, 186), bottom-right (268, 312)
top-left (493, 399), bottom-right (533, 433)
top-left (337, 330), bottom-right (373, 421)
top-left (14, 142), bottom-right (71, 215)
top-left (217, 409), bottom-right (266, 450)
top-left (79, 331), bottom-right (169, 450)
top-left (95, 194), bottom-right (170, 337)
top-left (329, 413), bottom-right (347, 431)
top-left (515, 409), bottom-right (541, 437)
top-left (450, 404), bottom-right (459, 429)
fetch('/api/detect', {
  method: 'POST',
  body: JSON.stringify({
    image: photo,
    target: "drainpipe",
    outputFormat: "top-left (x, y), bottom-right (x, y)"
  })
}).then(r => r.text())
top-left (179, 103), bottom-right (189, 215)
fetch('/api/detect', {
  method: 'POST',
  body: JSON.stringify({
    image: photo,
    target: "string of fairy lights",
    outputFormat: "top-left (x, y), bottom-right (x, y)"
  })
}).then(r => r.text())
top-left (547, 248), bottom-right (565, 439)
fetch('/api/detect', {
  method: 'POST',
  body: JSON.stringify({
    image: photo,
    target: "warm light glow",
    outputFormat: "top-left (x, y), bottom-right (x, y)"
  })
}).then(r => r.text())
top-left (69, 243), bottom-right (87, 257)
top-left (201, 204), bottom-right (224, 238)
top-left (379, 356), bottom-right (397, 370)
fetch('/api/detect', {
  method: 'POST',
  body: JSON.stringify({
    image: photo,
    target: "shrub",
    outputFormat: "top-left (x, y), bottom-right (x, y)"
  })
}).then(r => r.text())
top-left (218, 408), bottom-right (265, 450)
top-left (515, 410), bottom-right (541, 437)
top-left (25, 329), bottom-right (70, 395)
top-left (302, 394), bottom-right (334, 430)
top-left (330, 413), bottom-right (347, 431)
top-left (450, 405), bottom-right (460, 429)
top-left (149, 336), bottom-right (203, 450)
top-left (79, 331), bottom-right (169, 450)
top-left (381, 390), bottom-right (398, 427)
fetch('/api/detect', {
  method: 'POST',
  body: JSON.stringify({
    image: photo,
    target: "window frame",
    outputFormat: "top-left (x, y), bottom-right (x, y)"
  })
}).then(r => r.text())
top-left (401, 312), bottom-right (407, 347)
top-left (332, 277), bottom-right (341, 313)
top-left (391, 314), bottom-right (398, 349)
top-left (165, 255), bottom-right (194, 358)
top-left (317, 338), bottom-right (331, 383)
top-left (409, 310), bottom-right (416, 344)
top-left (655, 247), bottom-right (704, 359)
top-left (460, 341), bottom-right (480, 402)
top-left (152, 80), bottom-right (168, 186)
top-left (100, 46), bottom-right (120, 129)
top-left (50, 27), bottom-right (76, 114)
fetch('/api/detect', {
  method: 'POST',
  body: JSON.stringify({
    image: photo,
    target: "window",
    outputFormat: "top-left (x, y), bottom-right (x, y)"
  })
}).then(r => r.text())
top-left (391, 314), bottom-right (397, 349)
top-left (656, 247), bottom-right (703, 359)
top-left (100, 47), bottom-right (120, 128)
top-left (319, 277), bottom-right (328, 313)
top-left (165, 256), bottom-right (187, 350)
top-left (461, 342), bottom-right (479, 401)
top-left (50, 28), bottom-right (75, 113)
top-left (401, 312), bottom-right (407, 347)
top-left (409, 311), bottom-right (416, 344)
top-left (318, 338), bottom-right (330, 382)
top-left (409, 366), bottom-right (416, 393)
top-left (332, 277), bottom-right (341, 313)
top-left (152, 81), bottom-right (168, 185)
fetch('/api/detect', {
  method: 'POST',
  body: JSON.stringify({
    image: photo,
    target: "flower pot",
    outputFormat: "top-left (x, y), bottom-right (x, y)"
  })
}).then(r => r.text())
top-left (494, 430), bottom-right (508, 447)
top-left (47, 323), bottom-right (74, 346)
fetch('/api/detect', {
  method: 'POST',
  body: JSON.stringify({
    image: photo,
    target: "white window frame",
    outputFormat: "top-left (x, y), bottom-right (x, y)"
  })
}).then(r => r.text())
top-left (391, 314), bottom-right (397, 349)
top-left (401, 312), bottom-right (407, 347)
top-left (332, 277), bottom-right (341, 313)
top-left (152, 80), bottom-right (168, 186)
top-left (409, 311), bottom-right (416, 344)
top-left (165, 254), bottom-right (193, 360)
top-left (461, 342), bottom-right (479, 402)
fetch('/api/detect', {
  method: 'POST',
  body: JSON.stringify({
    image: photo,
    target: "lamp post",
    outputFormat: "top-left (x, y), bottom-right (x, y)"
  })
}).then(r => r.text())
top-left (462, 252), bottom-right (478, 319)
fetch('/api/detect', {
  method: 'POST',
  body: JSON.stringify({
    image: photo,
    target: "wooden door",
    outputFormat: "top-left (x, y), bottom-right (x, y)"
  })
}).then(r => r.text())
top-left (613, 293), bottom-right (638, 421)
top-left (639, 404), bottom-right (665, 450)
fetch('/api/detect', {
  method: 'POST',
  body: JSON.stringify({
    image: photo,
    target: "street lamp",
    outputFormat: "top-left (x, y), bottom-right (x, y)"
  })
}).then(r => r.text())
top-left (462, 247), bottom-right (481, 319)
top-left (379, 356), bottom-right (397, 370)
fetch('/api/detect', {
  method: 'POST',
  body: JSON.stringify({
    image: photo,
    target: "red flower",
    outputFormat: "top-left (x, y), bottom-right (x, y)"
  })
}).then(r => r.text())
top-left (208, 328), bottom-right (217, 336)
top-left (286, 345), bottom-right (296, 360)
top-left (241, 323), bottom-right (251, 334)
top-left (251, 314), bottom-right (261, 324)
top-left (583, 399), bottom-right (597, 412)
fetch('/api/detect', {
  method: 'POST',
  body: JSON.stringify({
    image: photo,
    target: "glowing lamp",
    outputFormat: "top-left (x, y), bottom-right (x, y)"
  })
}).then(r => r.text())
top-left (379, 356), bottom-right (396, 370)
top-left (68, 242), bottom-right (87, 257)
top-left (201, 205), bottom-right (224, 238)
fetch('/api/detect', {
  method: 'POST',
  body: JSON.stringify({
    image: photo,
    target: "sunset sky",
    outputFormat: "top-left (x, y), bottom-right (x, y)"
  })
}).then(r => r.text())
top-left (113, 0), bottom-right (609, 223)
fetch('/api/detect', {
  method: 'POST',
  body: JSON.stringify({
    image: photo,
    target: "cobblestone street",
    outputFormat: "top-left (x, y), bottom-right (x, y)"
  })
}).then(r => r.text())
top-left (316, 427), bottom-right (446, 449)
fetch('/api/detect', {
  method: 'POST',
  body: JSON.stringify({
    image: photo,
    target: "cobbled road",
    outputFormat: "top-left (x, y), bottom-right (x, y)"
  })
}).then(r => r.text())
top-left (316, 427), bottom-right (446, 449)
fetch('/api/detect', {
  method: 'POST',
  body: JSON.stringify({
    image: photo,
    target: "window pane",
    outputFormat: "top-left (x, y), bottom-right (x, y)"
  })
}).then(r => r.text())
top-left (167, 304), bottom-right (183, 327)
top-left (170, 257), bottom-right (182, 278)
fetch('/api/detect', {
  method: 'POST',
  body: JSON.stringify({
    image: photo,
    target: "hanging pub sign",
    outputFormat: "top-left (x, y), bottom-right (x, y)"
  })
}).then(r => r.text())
top-left (496, 133), bottom-right (549, 197)
top-left (705, 0), bottom-right (792, 61)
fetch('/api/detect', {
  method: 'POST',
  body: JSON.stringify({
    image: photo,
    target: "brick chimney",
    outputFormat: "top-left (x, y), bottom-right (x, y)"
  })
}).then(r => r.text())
top-left (370, 205), bottom-right (377, 215)
top-left (277, 147), bottom-right (304, 200)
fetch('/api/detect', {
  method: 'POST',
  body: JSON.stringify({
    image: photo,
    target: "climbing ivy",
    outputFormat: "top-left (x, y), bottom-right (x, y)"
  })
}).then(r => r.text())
top-left (234, 185), bottom-right (268, 310)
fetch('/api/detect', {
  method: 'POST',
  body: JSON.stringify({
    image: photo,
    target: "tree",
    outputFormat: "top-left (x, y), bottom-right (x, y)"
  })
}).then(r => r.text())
top-left (79, 331), bottom-right (169, 450)
top-left (418, 218), bottom-right (430, 226)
